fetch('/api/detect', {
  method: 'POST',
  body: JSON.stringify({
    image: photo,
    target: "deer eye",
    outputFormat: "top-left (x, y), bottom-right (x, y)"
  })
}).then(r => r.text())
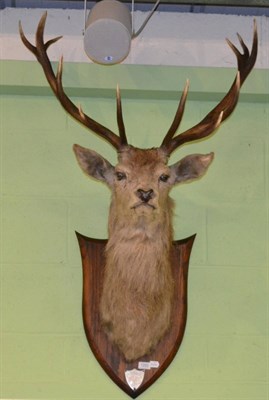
top-left (115, 171), bottom-right (127, 181)
top-left (159, 174), bottom-right (170, 183)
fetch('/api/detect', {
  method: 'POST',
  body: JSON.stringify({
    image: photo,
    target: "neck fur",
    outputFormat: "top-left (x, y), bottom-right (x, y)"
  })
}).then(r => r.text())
top-left (100, 196), bottom-right (175, 360)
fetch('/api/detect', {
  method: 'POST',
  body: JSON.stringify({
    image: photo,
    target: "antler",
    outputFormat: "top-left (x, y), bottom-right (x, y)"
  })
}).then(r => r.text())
top-left (161, 20), bottom-right (258, 155)
top-left (19, 13), bottom-right (257, 155)
top-left (19, 12), bottom-right (128, 150)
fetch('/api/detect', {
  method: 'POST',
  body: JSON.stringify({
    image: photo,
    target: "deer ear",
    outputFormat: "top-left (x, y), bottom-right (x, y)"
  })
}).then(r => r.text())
top-left (169, 152), bottom-right (214, 184)
top-left (73, 144), bottom-right (115, 185)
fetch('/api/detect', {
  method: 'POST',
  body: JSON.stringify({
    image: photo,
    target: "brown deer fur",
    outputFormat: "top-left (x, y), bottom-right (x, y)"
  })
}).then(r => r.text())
top-left (73, 144), bottom-right (214, 360)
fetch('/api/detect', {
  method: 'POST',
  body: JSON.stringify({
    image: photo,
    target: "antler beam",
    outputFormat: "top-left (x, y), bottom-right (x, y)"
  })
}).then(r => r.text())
top-left (19, 12), bottom-right (128, 150)
top-left (161, 20), bottom-right (258, 155)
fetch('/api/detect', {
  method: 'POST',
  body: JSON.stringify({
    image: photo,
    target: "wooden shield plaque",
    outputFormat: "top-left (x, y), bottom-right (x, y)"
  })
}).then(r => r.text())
top-left (76, 232), bottom-right (196, 398)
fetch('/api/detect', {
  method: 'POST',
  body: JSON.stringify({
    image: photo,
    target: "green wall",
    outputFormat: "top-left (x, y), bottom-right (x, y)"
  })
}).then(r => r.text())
top-left (0, 60), bottom-right (268, 399)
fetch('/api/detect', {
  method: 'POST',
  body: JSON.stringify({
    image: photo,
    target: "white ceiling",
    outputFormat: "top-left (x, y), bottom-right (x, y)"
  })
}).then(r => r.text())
top-left (1, 4), bottom-right (268, 67)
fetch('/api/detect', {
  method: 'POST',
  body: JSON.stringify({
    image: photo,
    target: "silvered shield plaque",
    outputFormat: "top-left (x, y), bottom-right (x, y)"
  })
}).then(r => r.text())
top-left (125, 369), bottom-right (145, 391)
top-left (76, 232), bottom-right (195, 398)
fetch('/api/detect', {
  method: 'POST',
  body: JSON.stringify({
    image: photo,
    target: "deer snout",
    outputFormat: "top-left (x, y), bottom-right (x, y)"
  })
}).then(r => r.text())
top-left (136, 189), bottom-right (154, 203)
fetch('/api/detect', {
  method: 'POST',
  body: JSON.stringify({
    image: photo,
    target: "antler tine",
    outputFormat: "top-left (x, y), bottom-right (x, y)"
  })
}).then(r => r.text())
top-left (161, 79), bottom-right (189, 147)
top-left (19, 12), bottom-right (126, 151)
top-left (116, 85), bottom-right (128, 146)
top-left (19, 13), bottom-right (63, 95)
top-left (162, 20), bottom-right (258, 156)
top-left (227, 19), bottom-right (258, 86)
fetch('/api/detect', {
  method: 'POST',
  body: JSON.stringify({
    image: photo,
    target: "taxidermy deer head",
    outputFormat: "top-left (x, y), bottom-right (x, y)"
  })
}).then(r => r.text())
top-left (19, 14), bottom-right (257, 361)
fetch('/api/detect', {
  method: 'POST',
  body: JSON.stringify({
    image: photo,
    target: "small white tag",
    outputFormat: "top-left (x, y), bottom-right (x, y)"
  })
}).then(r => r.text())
top-left (138, 361), bottom-right (151, 370)
top-left (138, 360), bottom-right (159, 370)
top-left (149, 361), bottom-right (160, 368)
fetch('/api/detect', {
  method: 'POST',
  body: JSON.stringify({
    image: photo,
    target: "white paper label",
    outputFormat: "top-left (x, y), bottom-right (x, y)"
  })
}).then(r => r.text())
top-left (138, 360), bottom-right (160, 370)
top-left (138, 361), bottom-right (150, 370)
top-left (149, 360), bottom-right (160, 368)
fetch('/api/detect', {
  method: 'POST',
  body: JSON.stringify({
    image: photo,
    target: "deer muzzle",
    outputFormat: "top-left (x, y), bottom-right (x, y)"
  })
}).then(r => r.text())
top-left (136, 189), bottom-right (154, 203)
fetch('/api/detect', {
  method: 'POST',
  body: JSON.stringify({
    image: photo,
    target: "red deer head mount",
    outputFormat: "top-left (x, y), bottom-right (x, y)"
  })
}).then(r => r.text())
top-left (19, 13), bottom-right (257, 363)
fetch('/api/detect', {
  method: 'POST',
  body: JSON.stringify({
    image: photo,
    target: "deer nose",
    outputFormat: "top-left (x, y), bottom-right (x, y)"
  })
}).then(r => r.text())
top-left (136, 189), bottom-right (154, 203)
